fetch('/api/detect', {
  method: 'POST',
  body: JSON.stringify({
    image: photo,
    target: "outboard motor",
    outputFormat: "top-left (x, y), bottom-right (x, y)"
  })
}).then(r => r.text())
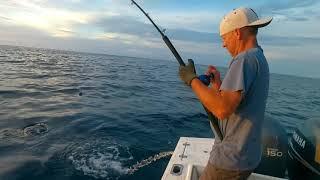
top-left (254, 117), bottom-right (288, 178)
top-left (287, 118), bottom-right (320, 180)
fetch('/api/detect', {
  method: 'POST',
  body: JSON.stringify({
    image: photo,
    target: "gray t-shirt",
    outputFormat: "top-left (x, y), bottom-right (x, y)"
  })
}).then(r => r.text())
top-left (209, 46), bottom-right (269, 171)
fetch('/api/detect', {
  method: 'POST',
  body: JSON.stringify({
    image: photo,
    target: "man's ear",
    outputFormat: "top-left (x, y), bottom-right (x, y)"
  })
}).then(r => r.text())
top-left (235, 28), bottom-right (242, 40)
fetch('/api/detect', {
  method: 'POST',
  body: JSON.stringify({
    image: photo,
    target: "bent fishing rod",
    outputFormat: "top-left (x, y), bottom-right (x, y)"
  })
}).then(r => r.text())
top-left (131, 0), bottom-right (223, 140)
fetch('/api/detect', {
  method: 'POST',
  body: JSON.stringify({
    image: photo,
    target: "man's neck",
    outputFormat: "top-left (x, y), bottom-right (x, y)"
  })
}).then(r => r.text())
top-left (234, 38), bottom-right (258, 57)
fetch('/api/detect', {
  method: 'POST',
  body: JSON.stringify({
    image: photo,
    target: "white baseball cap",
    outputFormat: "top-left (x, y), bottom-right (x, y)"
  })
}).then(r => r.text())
top-left (219, 7), bottom-right (272, 36)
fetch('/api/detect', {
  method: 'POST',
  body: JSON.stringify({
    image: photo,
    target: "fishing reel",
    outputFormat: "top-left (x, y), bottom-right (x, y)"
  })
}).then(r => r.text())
top-left (198, 74), bottom-right (214, 86)
top-left (187, 59), bottom-right (215, 86)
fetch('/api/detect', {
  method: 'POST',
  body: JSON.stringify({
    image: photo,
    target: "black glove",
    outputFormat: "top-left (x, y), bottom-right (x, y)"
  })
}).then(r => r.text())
top-left (179, 59), bottom-right (198, 86)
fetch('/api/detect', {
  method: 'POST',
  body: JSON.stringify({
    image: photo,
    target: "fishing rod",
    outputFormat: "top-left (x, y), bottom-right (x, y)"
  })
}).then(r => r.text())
top-left (131, 0), bottom-right (185, 66)
top-left (131, 0), bottom-right (223, 140)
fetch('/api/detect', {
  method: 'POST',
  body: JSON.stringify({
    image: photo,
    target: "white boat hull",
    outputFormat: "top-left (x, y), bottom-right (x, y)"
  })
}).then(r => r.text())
top-left (162, 137), bottom-right (287, 180)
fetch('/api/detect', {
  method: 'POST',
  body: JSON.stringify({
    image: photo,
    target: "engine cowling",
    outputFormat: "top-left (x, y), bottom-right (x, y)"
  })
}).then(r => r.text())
top-left (287, 118), bottom-right (320, 180)
top-left (254, 117), bottom-right (288, 178)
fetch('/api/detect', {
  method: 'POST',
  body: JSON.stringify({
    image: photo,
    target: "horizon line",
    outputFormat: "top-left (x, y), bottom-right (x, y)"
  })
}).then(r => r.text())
top-left (1, 43), bottom-right (318, 80)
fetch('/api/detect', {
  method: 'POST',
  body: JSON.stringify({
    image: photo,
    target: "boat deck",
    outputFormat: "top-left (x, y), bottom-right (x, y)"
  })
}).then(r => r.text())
top-left (162, 137), bottom-right (287, 180)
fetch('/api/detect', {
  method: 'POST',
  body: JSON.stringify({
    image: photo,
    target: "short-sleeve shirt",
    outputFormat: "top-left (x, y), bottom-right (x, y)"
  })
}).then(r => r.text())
top-left (209, 46), bottom-right (270, 171)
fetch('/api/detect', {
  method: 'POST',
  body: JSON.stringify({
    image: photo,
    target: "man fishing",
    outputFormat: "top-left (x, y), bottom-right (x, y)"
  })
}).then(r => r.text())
top-left (179, 7), bottom-right (272, 179)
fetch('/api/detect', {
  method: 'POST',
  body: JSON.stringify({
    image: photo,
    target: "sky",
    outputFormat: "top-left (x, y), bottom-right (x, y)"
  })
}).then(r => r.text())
top-left (0, 0), bottom-right (319, 78)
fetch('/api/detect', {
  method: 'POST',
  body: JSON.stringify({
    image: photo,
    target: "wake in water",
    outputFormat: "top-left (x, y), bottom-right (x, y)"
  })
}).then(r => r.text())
top-left (64, 139), bottom-right (132, 179)
top-left (0, 123), bottom-right (48, 139)
top-left (59, 137), bottom-right (173, 179)
top-left (0, 125), bottom-right (172, 180)
top-left (23, 123), bottom-right (48, 136)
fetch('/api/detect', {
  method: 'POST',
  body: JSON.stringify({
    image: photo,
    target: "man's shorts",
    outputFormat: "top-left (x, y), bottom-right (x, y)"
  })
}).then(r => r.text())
top-left (199, 162), bottom-right (252, 180)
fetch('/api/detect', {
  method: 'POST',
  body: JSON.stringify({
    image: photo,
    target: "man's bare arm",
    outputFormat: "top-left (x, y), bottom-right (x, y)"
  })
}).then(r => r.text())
top-left (191, 78), bottom-right (242, 120)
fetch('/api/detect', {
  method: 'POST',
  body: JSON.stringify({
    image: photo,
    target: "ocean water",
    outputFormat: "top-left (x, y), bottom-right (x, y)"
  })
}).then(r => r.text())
top-left (0, 45), bottom-right (319, 180)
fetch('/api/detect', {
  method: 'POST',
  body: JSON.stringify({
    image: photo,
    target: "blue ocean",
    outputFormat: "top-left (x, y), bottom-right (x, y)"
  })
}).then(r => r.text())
top-left (0, 45), bottom-right (319, 180)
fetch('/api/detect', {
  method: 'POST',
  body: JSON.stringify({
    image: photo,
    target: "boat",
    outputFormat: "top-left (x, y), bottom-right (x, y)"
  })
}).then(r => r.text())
top-left (162, 137), bottom-right (286, 180)
top-left (162, 118), bottom-right (320, 180)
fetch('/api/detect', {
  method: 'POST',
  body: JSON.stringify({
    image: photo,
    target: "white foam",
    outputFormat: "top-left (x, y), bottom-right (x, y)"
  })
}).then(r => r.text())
top-left (67, 139), bottom-right (172, 179)
top-left (67, 140), bottom-right (131, 179)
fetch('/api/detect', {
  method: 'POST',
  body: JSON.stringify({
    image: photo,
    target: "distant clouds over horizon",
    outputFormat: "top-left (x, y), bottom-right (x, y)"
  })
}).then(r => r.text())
top-left (0, 0), bottom-right (319, 78)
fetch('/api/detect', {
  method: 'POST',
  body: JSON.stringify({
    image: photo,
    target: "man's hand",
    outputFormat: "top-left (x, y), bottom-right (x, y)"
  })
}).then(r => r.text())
top-left (179, 59), bottom-right (197, 86)
top-left (206, 65), bottom-right (222, 89)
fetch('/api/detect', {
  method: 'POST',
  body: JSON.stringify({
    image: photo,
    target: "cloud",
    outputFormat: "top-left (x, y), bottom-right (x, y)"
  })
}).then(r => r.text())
top-left (0, 16), bottom-right (11, 21)
top-left (90, 13), bottom-right (320, 49)
top-left (0, 22), bottom-right (168, 58)
top-left (94, 16), bottom-right (159, 37)
top-left (148, 11), bottom-right (220, 32)
top-left (0, 0), bottom-right (95, 37)
top-left (58, 29), bottom-right (75, 34)
top-left (255, 0), bottom-right (320, 23)
top-left (259, 0), bottom-right (319, 12)
top-left (91, 15), bottom-right (220, 44)
top-left (259, 35), bottom-right (320, 46)
top-left (271, 12), bottom-right (310, 22)
top-left (167, 29), bottom-right (219, 43)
